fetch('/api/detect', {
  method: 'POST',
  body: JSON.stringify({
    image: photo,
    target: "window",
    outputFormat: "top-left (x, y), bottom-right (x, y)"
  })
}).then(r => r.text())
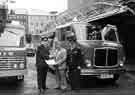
top-left (41, 23), bottom-right (44, 26)
top-left (104, 28), bottom-right (117, 42)
top-left (36, 23), bottom-right (38, 26)
top-left (102, 24), bottom-right (118, 42)
top-left (0, 30), bottom-right (24, 47)
top-left (86, 25), bottom-right (102, 40)
top-left (30, 22), bottom-right (33, 26)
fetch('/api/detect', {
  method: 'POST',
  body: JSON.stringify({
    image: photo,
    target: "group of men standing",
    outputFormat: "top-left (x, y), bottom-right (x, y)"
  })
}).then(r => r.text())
top-left (36, 32), bottom-right (83, 95)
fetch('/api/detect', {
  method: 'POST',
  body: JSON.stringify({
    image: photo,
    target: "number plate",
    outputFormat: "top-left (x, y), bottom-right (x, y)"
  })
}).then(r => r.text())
top-left (100, 74), bottom-right (114, 79)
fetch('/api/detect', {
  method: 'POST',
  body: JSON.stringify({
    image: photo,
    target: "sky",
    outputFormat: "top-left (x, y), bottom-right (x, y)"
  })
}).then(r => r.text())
top-left (8, 0), bottom-right (67, 12)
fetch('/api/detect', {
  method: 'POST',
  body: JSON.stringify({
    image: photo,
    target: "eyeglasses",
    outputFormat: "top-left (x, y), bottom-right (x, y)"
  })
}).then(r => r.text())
top-left (41, 37), bottom-right (48, 42)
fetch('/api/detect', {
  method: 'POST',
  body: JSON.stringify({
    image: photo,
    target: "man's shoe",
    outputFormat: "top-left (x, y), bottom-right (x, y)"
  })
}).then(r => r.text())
top-left (61, 86), bottom-right (67, 91)
top-left (55, 86), bottom-right (61, 90)
top-left (38, 89), bottom-right (44, 94)
top-left (72, 88), bottom-right (80, 93)
top-left (45, 87), bottom-right (49, 89)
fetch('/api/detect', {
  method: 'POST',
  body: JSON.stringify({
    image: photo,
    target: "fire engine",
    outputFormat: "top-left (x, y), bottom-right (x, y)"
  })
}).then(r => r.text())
top-left (52, 22), bottom-right (125, 83)
top-left (41, 1), bottom-right (135, 84)
top-left (0, 21), bottom-right (27, 81)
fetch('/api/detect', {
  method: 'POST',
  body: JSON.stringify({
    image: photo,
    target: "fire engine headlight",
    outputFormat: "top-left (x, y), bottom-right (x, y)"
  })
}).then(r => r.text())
top-left (8, 52), bottom-right (14, 56)
top-left (87, 63), bottom-right (92, 67)
top-left (0, 52), bottom-right (2, 56)
top-left (3, 52), bottom-right (7, 56)
top-left (120, 60), bottom-right (124, 67)
top-left (85, 59), bottom-right (92, 67)
top-left (20, 63), bottom-right (24, 68)
top-left (120, 63), bottom-right (124, 67)
top-left (13, 64), bottom-right (17, 68)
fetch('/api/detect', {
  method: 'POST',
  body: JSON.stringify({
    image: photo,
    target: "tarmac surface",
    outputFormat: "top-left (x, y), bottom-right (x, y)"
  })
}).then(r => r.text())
top-left (0, 57), bottom-right (134, 95)
top-left (25, 57), bottom-right (135, 95)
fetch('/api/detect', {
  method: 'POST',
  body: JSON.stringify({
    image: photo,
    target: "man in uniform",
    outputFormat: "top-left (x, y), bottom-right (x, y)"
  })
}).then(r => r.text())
top-left (66, 32), bottom-right (83, 90)
top-left (36, 37), bottom-right (50, 94)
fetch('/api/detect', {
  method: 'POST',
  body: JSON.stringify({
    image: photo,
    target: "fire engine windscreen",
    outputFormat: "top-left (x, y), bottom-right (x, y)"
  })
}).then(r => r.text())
top-left (73, 23), bottom-right (118, 42)
top-left (0, 24), bottom-right (25, 47)
top-left (73, 24), bottom-right (102, 40)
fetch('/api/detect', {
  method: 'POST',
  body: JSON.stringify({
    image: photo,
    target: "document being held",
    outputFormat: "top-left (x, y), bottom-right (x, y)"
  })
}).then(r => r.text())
top-left (45, 59), bottom-right (57, 65)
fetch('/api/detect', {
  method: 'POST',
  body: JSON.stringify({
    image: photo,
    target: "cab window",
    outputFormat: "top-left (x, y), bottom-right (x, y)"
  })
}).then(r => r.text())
top-left (86, 25), bottom-right (102, 40)
top-left (103, 27), bottom-right (118, 42)
top-left (73, 23), bottom-right (102, 40)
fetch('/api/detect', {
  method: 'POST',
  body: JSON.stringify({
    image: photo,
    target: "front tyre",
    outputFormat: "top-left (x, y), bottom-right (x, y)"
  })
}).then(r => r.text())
top-left (109, 74), bottom-right (120, 83)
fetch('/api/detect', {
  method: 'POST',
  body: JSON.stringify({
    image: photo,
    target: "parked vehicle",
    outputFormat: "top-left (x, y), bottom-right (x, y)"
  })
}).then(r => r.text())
top-left (0, 21), bottom-right (27, 81)
top-left (40, 2), bottom-right (135, 84)
top-left (55, 22), bottom-right (126, 83)
top-left (26, 43), bottom-right (36, 57)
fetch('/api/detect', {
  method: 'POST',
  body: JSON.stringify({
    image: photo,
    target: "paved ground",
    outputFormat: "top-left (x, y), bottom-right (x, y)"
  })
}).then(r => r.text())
top-left (124, 59), bottom-right (135, 72)
top-left (0, 56), bottom-right (135, 95)
top-left (24, 57), bottom-right (135, 95)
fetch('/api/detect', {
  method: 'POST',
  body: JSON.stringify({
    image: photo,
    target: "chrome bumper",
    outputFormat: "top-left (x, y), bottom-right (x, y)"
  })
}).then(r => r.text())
top-left (80, 68), bottom-right (125, 75)
top-left (0, 70), bottom-right (27, 77)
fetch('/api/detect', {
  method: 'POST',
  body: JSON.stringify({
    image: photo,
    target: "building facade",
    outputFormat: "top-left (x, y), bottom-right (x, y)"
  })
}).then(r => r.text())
top-left (7, 9), bottom-right (57, 35)
top-left (28, 14), bottom-right (56, 35)
top-left (27, 11), bottom-right (57, 45)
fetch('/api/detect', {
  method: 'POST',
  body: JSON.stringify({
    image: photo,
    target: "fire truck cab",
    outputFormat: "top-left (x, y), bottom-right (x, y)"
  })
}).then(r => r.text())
top-left (0, 21), bottom-right (27, 81)
top-left (52, 21), bottom-right (126, 83)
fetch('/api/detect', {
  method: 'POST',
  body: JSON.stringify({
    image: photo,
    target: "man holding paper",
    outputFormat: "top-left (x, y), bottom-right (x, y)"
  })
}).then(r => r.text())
top-left (36, 37), bottom-right (50, 94)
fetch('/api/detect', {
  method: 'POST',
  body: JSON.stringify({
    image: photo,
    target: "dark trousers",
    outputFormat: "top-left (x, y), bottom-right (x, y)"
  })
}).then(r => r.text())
top-left (37, 67), bottom-right (48, 90)
top-left (69, 69), bottom-right (80, 90)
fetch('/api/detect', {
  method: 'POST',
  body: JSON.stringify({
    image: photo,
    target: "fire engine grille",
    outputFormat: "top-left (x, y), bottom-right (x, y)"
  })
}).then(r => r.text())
top-left (0, 57), bottom-right (25, 69)
top-left (95, 49), bottom-right (106, 66)
top-left (94, 48), bottom-right (118, 67)
top-left (107, 49), bottom-right (118, 66)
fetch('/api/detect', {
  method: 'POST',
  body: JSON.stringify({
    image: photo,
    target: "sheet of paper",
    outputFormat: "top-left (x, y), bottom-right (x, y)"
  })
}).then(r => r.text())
top-left (45, 59), bottom-right (57, 65)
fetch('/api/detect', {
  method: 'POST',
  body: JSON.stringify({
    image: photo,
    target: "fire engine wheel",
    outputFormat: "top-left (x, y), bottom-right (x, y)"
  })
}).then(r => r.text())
top-left (110, 74), bottom-right (120, 83)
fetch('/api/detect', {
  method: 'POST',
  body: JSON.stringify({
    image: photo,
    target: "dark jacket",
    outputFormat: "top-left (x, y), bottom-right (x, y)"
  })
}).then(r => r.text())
top-left (67, 46), bottom-right (83, 70)
top-left (36, 44), bottom-right (50, 68)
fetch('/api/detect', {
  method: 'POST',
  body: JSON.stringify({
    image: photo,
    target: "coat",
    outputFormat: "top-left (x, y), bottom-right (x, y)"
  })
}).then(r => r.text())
top-left (36, 44), bottom-right (50, 68)
top-left (55, 48), bottom-right (67, 70)
top-left (67, 46), bottom-right (83, 70)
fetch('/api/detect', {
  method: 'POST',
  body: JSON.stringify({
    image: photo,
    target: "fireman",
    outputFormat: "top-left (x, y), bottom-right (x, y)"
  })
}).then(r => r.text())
top-left (66, 32), bottom-right (83, 90)
top-left (36, 37), bottom-right (50, 94)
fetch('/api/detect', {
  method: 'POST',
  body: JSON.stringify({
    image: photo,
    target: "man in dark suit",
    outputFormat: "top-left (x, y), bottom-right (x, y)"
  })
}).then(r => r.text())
top-left (66, 32), bottom-right (83, 90)
top-left (36, 37), bottom-right (50, 94)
